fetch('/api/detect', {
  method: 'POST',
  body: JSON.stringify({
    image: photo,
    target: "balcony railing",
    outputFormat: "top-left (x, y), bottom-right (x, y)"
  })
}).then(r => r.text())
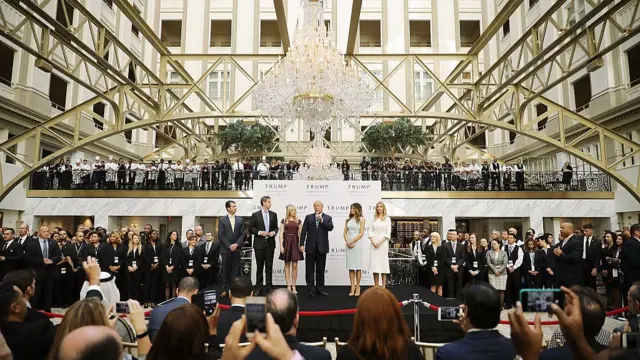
top-left (30, 168), bottom-right (611, 193)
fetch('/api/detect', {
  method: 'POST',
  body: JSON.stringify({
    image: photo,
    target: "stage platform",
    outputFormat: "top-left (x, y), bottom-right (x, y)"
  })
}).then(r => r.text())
top-left (213, 285), bottom-right (465, 343)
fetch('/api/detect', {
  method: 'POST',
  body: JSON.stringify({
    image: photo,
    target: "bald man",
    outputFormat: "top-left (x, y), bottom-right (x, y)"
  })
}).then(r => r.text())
top-left (24, 226), bottom-right (61, 311)
top-left (553, 222), bottom-right (584, 288)
top-left (300, 201), bottom-right (334, 297)
top-left (58, 326), bottom-right (122, 360)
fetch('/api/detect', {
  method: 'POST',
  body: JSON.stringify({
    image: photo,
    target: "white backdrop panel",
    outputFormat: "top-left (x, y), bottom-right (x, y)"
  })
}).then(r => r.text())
top-left (251, 181), bottom-right (382, 286)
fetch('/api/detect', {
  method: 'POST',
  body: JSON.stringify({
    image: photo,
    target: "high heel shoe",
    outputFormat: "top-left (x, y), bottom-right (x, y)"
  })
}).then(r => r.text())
top-left (349, 285), bottom-right (355, 297)
top-left (292, 286), bottom-right (297, 294)
top-left (355, 285), bottom-right (361, 297)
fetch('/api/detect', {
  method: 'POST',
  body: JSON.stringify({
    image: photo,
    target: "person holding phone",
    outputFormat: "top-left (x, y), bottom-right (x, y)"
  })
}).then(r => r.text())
top-left (486, 239), bottom-right (508, 307)
top-left (300, 200), bottom-right (334, 297)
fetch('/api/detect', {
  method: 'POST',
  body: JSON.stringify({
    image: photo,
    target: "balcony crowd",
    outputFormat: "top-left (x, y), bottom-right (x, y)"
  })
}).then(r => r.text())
top-left (31, 156), bottom-right (605, 192)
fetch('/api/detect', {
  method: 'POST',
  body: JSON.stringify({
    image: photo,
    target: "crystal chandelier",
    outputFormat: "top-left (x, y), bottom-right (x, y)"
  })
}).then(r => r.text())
top-left (253, 0), bottom-right (373, 180)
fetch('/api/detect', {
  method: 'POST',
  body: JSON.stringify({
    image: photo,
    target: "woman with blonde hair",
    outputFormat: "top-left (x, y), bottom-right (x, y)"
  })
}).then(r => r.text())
top-left (369, 201), bottom-right (391, 288)
top-left (344, 203), bottom-right (365, 296)
top-left (126, 233), bottom-right (145, 303)
top-left (426, 232), bottom-right (445, 296)
top-left (46, 298), bottom-right (150, 360)
top-left (279, 204), bottom-right (303, 293)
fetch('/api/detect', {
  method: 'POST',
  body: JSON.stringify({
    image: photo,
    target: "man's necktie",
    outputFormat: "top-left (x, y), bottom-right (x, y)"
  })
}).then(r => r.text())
top-left (42, 240), bottom-right (48, 259)
top-left (190, 248), bottom-right (193, 256)
top-left (230, 216), bottom-right (235, 232)
top-left (206, 243), bottom-right (211, 254)
top-left (453, 243), bottom-right (456, 253)
top-left (2, 242), bottom-right (7, 252)
top-left (509, 246), bottom-right (513, 255)
top-left (263, 211), bottom-right (269, 231)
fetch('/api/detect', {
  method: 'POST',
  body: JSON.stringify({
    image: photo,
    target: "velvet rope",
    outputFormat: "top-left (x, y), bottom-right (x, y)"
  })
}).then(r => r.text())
top-left (40, 303), bottom-right (630, 326)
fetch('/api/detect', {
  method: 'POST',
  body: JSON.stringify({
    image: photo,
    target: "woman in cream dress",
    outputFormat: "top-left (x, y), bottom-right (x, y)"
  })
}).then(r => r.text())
top-left (369, 201), bottom-right (391, 287)
top-left (344, 203), bottom-right (365, 296)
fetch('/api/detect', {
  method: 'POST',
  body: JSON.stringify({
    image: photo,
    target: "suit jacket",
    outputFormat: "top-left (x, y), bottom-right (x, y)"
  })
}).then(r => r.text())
top-left (523, 250), bottom-right (546, 274)
top-left (216, 305), bottom-right (245, 345)
top-left (198, 241), bottom-right (220, 269)
top-left (246, 335), bottom-right (331, 360)
top-left (0, 318), bottom-right (56, 359)
top-left (78, 243), bottom-right (99, 263)
top-left (24, 237), bottom-right (61, 280)
top-left (143, 241), bottom-right (163, 269)
top-left (621, 237), bottom-right (640, 287)
top-left (425, 244), bottom-right (446, 270)
top-left (163, 241), bottom-right (182, 269)
top-left (466, 247), bottom-right (487, 276)
top-left (435, 330), bottom-right (516, 360)
top-left (541, 246), bottom-right (555, 272)
top-left (249, 209), bottom-right (279, 250)
top-left (300, 213), bottom-right (334, 254)
top-left (554, 235), bottom-right (584, 286)
top-left (583, 236), bottom-right (602, 271)
top-left (443, 241), bottom-right (466, 274)
top-left (218, 215), bottom-right (245, 254)
top-left (486, 250), bottom-right (508, 276)
top-left (97, 243), bottom-right (125, 274)
top-left (0, 239), bottom-right (24, 277)
top-left (148, 296), bottom-right (190, 341)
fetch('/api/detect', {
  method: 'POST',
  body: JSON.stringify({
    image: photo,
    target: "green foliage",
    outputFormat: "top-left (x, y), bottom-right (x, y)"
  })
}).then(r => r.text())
top-left (360, 118), bottom-right (426, 156)
top-left (216, 121), bottom-right (276, 156)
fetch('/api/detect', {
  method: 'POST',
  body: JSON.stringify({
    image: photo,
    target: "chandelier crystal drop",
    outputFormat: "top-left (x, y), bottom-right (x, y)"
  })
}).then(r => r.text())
top-left (253, 0), bottom-right (373, 180)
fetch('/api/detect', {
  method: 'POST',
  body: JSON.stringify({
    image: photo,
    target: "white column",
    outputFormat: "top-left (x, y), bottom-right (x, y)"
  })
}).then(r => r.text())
top-left (382, 0), bottom-right (408, 112)
top-left (441, 215), bottom-right (456, 236)
top-left (183, 0), bottom-right (210, 112)
top-left (432, 0), bottom-right (458, 113)
top-left (182, 216), bottom-right (197, 242)
top-left (94, 214), bottom-right (110, 230)
top-left (529, 215), bottom-right (544, 238)
top-left (232, 0), bottom-right (257, 113)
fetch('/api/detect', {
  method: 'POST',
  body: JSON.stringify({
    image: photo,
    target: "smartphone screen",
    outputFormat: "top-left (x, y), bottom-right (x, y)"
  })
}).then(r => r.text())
top-left (203, 290), bottom-right (217, 316)
top-left (245, 297), bottom-right (267, 337)
top-left (519, 289), bottom-right (564, 312)
top-left (622, 332), bottom-right (640, 349)
top-left (438, 307), bottom-right (461, 321)
top-left (115, 301), bottom-right (130, 314)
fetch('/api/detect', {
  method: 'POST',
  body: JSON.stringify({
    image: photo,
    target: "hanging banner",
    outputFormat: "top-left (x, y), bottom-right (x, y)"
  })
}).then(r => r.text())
top-left (251, 180), bottom-right (382, 286)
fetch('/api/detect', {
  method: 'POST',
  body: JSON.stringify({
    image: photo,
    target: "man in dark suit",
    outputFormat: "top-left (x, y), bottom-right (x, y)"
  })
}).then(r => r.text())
top-left (540, 286), bottom-right (607, 359)
top-left (443, 229), bottom-right (466, 300)
top-left (553, 222), bottom-right (584, 288)
top-left (24, 225), bottom-right (61, 312)
top-left (0, 228), bottom-right (24, 280)
top-left (503, 233), bottom-right (524, 309)
top-left (3, 269), bottom-right (47, 322)
top-left (216, 276), bottom-right (253, 344)
top-left (435, 281), bottom-right (516, 360)
top-left (219, 200), bottom-right (245, 294)
top-left (198, 232), bottom-right (220, 289)
top-left (246, 288), bottom-right (331, 360)
top-left (249, 196), bottom-right (279, 295)
top-left (582, 223), bottom-right (601, 290)
top-left (300, 200), bottom-right (334, 297)
top-left (148, 276), bottom-right (200, 341)
top-left (621, 223), bottom-right (640, 298)
top-left (16, 223), bottom-right (33, 248)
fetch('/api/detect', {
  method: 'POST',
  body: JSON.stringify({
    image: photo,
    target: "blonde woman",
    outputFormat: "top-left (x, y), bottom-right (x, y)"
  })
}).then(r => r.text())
top-left (369, 201), bottom-right (391, 287)
top-left (426, 232), bottom-right (446, 296)
top-left (126, 233), bottom-right (144, 303)
top-left (279, 205), bottom-right (303, 293)
top-left (344, 203), bottom-right (365, 296)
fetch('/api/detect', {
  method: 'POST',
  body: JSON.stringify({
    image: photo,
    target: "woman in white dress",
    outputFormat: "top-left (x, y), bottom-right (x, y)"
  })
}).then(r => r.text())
top-left (344, 203), bottom-right (365, 297)
top-left (369, 201), bottom-right (391, 288)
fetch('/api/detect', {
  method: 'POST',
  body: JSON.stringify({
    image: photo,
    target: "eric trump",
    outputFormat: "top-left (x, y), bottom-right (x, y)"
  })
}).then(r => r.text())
top-left (300, 200), bottom-right (334, 297)
top-left (249, 195), bottom-right (279, 295)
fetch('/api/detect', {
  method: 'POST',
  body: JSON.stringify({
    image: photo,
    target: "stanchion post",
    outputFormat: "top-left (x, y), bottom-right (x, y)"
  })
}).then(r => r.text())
top-left (412, 293), bottom-right (420, 342)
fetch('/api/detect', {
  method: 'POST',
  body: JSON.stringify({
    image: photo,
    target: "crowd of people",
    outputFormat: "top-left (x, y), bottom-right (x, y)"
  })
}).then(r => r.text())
top-left (32, 156), bottom-right (581, 192)
top-left (411, 223), bottom-right (640, 315)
